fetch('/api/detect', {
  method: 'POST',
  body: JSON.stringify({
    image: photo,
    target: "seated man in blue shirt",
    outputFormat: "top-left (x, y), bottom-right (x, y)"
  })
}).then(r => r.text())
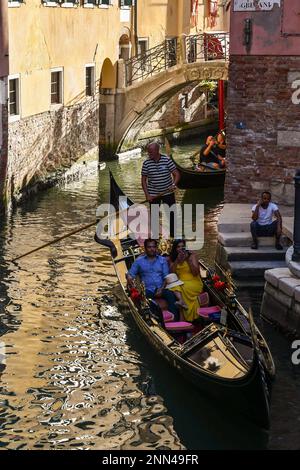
top-left (126, 238), bottom-right (179, 321)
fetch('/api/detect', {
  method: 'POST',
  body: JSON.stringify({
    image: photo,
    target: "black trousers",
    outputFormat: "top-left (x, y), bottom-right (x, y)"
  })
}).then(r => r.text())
top-left (150, 193), bottom-right (176, 238)
top-left (250, 220), bottom-right (278, 239)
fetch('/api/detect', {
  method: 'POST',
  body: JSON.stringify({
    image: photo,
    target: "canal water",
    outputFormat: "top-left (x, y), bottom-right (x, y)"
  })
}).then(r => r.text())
top-left (0, 139), bottom-right (299, 450)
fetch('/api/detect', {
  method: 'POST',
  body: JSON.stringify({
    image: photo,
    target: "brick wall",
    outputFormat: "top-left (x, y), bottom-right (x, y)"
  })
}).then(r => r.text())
top-left (6, 97), bottom-right (99, 203)
top-left (142, 83), bottom-right (207, 132)
top-left (225, 55), bottom-right (300, 206)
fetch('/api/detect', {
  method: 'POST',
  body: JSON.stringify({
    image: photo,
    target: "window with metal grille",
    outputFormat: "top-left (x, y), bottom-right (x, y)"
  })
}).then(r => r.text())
top-left (9, 78), bottom-right (19, 116)
top-left (85, 65), bottom-right (95, 96)
top-left (51, 71), bottom-right (62, 104)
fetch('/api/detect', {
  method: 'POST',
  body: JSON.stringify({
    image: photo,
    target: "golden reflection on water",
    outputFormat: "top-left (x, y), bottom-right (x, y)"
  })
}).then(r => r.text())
top-left (0, 159), bottom-right (196, 450)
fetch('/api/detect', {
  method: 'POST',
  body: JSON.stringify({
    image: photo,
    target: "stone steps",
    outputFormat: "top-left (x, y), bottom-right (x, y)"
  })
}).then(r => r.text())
top-left (222, 246), bottom-right (287, 262)
top-left (217, 222), bottom-right (250, 234)
top-left (229, 260), bottom-right (288, 279)
top-left (218, 232), bottom-right (279, 247)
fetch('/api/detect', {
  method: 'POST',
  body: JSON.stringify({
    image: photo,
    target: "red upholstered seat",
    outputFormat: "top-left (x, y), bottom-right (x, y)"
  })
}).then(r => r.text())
top-left (163, 310), bottom-right (174, 322)
top-left (198, 306), bottom-right (221, 318)
top-left (165, 321), bottom-right (194, 332)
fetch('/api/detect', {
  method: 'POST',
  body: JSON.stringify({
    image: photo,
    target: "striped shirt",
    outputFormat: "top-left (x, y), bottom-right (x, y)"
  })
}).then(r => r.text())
top-left (141, 154), bottom-right (176, 197)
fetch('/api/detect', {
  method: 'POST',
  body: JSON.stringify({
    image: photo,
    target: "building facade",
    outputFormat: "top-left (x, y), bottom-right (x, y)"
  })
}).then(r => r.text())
top-left (226, 0), bottom-right (300, 205)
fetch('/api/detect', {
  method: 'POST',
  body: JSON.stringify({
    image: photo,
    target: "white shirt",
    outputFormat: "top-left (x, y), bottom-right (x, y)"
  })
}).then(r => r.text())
top-left (252, 202), bottom-right (279, 226)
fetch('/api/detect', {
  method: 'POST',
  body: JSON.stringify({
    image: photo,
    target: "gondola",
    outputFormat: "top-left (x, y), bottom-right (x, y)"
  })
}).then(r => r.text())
top-left (170, 154), bottom-right (226, 189)
top-left (94, 172), bottom-right (275, 429)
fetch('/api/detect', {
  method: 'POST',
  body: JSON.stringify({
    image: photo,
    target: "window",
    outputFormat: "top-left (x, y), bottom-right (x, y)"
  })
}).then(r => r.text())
top-left (85, 64), bottom-right (95, 96)
top-left (42, 1), bottom-right (59, 6)
top-left (51, 69), bottom-right (63, 105)
top-left (99, 0), bottom-right (110, 5)
top-left (8, 0), bottom-right (23, 7)
top-left (60, 0), bottom-right (78, 7)
top-left (84, 0), bottom-right (97, 6)
top-left (138, 38), bottom-right (148, 71)
top-left (138, 38), bottom-right (148, 56)
top-left (166, 38), bottom-right (177, 67)
top-left (187, 37), bottom-right (197, 63)
top-left (120, 0), bottom-right (133, 7)
top-left (9, 76), bottom-right (20, 117)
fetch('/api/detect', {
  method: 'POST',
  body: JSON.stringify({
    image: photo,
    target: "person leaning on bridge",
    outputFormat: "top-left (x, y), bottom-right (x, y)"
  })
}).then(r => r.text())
top-left (251, 191), bottom-right (283, 251)
top-left (141, 142), bottom-right (180, 238)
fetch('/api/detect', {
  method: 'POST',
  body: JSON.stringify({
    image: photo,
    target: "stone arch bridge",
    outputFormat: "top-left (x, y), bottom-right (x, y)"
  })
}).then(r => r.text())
top-left (99, 33), bottom-right (229, 155)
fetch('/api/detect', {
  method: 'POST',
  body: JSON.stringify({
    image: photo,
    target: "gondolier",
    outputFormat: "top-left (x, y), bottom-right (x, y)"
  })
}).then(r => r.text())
top-left (141, 142), bottom-right (180, 237)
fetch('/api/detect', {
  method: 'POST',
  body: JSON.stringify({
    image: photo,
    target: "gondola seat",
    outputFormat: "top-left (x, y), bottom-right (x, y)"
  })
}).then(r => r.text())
top-left (165, 321), bottom-right (194, 332)
top-left (163, 310), bottom-right (174, 322)
top-left (198, 306), bottom-right (221, 318)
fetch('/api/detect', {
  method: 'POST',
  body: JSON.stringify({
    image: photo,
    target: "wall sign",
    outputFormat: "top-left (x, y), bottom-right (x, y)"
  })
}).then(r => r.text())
top-left (234, 0), bottom-right (281, 11)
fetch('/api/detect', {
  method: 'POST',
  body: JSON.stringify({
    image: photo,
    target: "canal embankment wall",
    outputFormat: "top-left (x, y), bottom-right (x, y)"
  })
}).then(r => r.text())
top-left (6, 98), bottom-right (99, 204)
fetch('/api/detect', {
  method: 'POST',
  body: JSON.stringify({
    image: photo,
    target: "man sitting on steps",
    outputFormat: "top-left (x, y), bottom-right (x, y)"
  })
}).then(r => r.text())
top-left (251, 191), bottom-right (283, 250)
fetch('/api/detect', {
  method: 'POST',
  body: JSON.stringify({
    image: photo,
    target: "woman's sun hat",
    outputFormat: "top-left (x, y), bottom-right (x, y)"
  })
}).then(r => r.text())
top-left (165, 273), bottom-right (184, 289)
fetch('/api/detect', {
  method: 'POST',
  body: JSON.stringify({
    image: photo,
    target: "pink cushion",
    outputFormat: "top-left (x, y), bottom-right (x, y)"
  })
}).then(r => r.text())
top-left (198, 306), bottom-right (221, 318)
top-left (165, 321), bottom-right (194, 332)
top-left (163, 310), bottom-right (174, 322)
top-left (198, 292), bottom-right (209, 306)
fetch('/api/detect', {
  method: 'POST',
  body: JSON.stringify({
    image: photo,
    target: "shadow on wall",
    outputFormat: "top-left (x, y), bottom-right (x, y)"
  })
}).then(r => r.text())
top-left (165, 0), bottom-right (192, 37)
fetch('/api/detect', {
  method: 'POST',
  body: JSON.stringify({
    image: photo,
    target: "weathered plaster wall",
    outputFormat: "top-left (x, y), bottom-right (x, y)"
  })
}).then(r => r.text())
top-left (230, 1), bottom-right (300, 56)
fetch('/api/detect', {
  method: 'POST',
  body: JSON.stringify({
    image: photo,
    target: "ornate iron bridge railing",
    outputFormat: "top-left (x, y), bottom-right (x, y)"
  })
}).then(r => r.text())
top-left (125, 32), bottom-right (229, 87)
top-left (185, 32), bottom-right (229, 64)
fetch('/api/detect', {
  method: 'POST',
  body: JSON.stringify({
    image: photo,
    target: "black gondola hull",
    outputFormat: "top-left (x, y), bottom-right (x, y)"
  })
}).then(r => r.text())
top-left (95, 171), bottom-right (273, 430)
top-left (171, 155), bottom-right (226, 189)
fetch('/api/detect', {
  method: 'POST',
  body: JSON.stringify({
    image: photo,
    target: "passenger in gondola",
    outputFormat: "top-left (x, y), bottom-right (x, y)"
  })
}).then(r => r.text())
top-left (168, 239), bottom-right (204, 322)
top-left (126, 238), bottom-right (180, 320)
top-left (215, 131), bottom-right (226, 167)
top-left (198, 135), bottom-right (224, 170)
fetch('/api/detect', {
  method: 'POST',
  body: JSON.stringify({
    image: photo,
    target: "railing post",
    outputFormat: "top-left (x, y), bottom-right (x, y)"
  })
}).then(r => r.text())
top-left (179, 34), bottom-right (187, 64)
top-left (292, 170), bottom-right (300, 261)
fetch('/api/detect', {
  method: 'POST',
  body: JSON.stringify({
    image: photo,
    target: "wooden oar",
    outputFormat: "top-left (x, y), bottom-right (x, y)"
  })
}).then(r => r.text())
top-left (11, 187), bottom-right (176, 263)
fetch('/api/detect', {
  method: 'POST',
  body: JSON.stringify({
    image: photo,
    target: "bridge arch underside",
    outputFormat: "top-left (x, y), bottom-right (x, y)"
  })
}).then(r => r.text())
top-left (118, 82), bottom-right (198, 151)
top-left (117, 62), bottom-right (228, 152)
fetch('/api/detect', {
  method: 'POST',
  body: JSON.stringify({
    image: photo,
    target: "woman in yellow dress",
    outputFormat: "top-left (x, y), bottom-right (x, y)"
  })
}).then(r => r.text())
top-left (168, 239), bottom-right (203, 322)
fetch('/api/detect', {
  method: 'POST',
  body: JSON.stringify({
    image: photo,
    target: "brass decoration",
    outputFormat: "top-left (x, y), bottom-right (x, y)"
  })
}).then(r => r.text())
top-left (225, 270), bottom-right (236, 296)
top-left (158, 238), bottom-right (172, 256)
top-left (185, 64), bottom-right (228, 82)
top-left (134, 278), bottom-right (149, 310)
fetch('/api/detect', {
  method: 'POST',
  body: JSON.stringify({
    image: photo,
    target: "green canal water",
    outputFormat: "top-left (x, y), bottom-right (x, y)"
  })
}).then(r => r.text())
top-left (0, 138), bottom-right (299, 450)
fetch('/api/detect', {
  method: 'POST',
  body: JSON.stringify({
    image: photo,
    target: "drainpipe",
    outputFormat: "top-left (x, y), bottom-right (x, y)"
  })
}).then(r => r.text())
top-left (134, 0), bottom-right (138, 55)
top-left (218, 79), bottom-right (225, 131)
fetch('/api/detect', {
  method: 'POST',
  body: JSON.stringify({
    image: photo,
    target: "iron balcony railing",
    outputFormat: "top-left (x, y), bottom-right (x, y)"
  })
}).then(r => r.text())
top-left (125, 37), bottom-right (179, 86)
top-left (125, 32), bottom-right (229, 86)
